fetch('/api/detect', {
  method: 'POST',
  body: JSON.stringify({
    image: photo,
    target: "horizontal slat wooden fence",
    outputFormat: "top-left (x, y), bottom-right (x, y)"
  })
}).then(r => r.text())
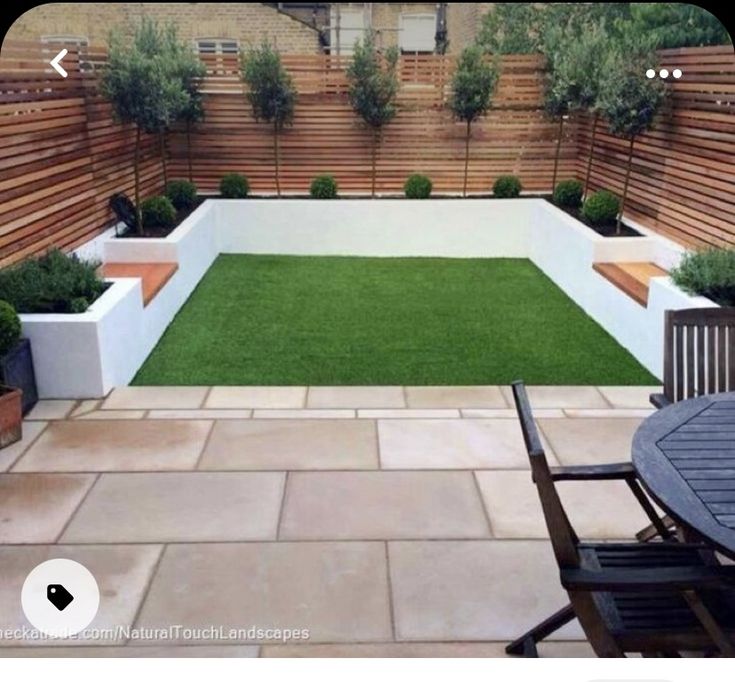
top-left (576, 45), bottom-right (735, 248)
top-left (0, 40), bottom-right (164, 266)
top-left (0, 41), bottom-right (733, 266)
top-left (168, 52), bottom-right (578, 195)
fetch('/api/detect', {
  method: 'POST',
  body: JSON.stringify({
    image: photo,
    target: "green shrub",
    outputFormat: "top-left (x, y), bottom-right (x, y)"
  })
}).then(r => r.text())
top-left (141, 196), bottom-right (176, 229)
top-left (670, 248), bottom-right (735, 307)
top-left (310, 175), bottom-right (338, 199)
top-left (581, 190), bottom-right (620, 225)
top-left (404, 174), bottom-right (433, 199)
top-left (553, 179), bottom-right (584, 208)
top-left (165, 180), bottom-right (197, 210)
top-left (0, 300), bottom-right (21, 356)
top-left (220, 173), bottom-right (250, 198)
top-left (493, 175), bottom-right (522, 198)
top-left (0, 249), bottom-right (106, 314)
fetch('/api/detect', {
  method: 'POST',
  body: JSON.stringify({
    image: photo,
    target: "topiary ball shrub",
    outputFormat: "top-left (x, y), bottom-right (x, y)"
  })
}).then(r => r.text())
top-left (141, 196), bottom-right (176, 229)
top-left (220, 173), bottom-right (250, 199)
top-left (404, 174), bottom-right (432, 199)
top-left (0, 300), bottom-right (21, 357)
top-left (670, 248), bottom-right (735, 307)
top-left (165, 180), bottom-right (197, 210)
top-left (493, 175), bottom-right (522, 198)
top-left (310, 175), bottom-right (338, 199)
top-left (581, 190), bottom-right (620, 225)
top-left (553, 179), bottom-right (584, 209)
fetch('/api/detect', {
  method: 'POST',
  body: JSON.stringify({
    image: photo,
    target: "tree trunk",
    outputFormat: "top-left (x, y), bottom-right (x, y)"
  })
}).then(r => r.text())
top-left (462, 120), bottom-right (471, 197)
top-left (371, 128), bottom-right (378, 198)
top-left (274, 120), bottom-right (281, 197)
top-left (582, 112), bottom-right (599, 200)
top-left (617, 134), bottom-right (636, 235)
top-left (159, 129), bottom-right (168, 188)
top-left (551, 115), bottom-right (564, 193)
top-left (134, 125), bottom-right (142, 234)
top-left (186, 121), bottom-right (193, 184)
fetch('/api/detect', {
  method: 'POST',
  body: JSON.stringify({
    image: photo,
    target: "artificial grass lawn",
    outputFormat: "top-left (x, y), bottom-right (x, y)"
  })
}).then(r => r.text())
top-left (133, 255), bottom-right (658, 386)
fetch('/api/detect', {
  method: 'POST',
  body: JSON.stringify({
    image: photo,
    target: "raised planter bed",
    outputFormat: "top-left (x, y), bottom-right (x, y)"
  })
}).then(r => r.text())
top-left (20, 198), bottom-right (717, 398)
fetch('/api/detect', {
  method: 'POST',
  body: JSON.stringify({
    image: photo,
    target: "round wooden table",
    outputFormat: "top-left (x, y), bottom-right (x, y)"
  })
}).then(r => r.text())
top-left (632, 392), bottom-right (735, 558)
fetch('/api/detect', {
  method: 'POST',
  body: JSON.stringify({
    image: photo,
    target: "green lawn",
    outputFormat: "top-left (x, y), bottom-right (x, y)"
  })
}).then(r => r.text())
top-left (133, 255), bottom-right (658, 385)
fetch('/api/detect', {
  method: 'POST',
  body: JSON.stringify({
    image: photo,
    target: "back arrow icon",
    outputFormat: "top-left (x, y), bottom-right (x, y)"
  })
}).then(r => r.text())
top-left (50, 49), bottom-right (68, 78)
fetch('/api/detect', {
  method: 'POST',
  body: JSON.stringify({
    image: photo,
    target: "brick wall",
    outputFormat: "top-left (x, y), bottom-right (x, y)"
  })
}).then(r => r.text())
top-left (6, 2), bottom-right (321, 52)
top-left (446, 3), bottom-right (494, 53)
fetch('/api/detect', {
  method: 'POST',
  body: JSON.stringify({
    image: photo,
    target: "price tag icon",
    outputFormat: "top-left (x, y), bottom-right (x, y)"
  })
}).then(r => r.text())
top-left (47, 583), bottom-right (74, 611)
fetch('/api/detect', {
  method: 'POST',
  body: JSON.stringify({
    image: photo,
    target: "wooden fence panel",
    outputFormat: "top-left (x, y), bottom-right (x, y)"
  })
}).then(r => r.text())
top-left (0, 42), bottom-right (733, 266)
top-left (575, 45), bottom-right (735, 248)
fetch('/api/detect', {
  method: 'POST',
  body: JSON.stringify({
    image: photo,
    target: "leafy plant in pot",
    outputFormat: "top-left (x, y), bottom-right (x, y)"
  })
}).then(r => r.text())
top-left (0, 301), bottom-right (34, 447)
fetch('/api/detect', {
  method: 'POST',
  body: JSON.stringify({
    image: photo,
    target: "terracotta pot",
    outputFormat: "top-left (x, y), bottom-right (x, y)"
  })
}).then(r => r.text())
top-left (0, 384), bottom-right (22, 449)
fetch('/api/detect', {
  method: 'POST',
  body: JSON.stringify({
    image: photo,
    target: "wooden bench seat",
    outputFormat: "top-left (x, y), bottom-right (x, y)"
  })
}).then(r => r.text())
top-left (101, 262), bottom-right (178, 306)
top-left (592, 262), bottom-right (668, 307)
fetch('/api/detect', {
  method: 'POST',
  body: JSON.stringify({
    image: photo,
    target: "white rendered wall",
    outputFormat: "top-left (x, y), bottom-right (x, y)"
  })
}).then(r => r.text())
top-left (21, 198), bottom-right (716, 397)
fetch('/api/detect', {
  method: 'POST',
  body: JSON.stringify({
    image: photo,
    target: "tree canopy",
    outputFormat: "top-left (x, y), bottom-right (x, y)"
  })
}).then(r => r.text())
top-left (346, 32), bottom-right (399, 130)
top-left (449, 46), bottom-right (499, 124)
top-left (241, 43), bottom-right (296, 129)
top-left (476, 3), bottom-right (728, 54)
top-left (101, 18), bottom-right (189, 134)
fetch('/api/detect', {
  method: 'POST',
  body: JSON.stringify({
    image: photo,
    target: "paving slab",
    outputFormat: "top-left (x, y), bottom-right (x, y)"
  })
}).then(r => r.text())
top-left (0, 473), bottom-right (96, 543)
top-left (261, 641), bottom-right (594, 657)
top-left (500, 386), bottom-right (608, 409)
top-left (0, 645), bottom-right (259, 657)
top-left (25, 400), bottom-right (76, 420)
top-left (147, 409), bottom-right (253, 420)
top-left (102, 386), bottom-right (208, 410)
top-left (0, 422), bottom-right (47, 472)
top-left (280, 471), bottom-right (490, 540)
top-left (61, 472), bottom-right (285, 543)
top-left (0, 544), bottom-right (162, 646)
top-left (14, 420), bottom-right (212, 472)
top-left (135, 542), bottom-right (392, 644)
top-left (476, 470), bottom-right (652, 539)
top-left (405, 386), bottom-right (507, 409)
top-left (597, 386), bottom-right (662, 409)
top-left (378, 419), bottom-right (557, 469)
top-left (252, 409), bottom-right (354, 419)
top-left (200, 419), bottom-right (378, 470)
top-left (389, 540), bottom-right (581, 641)
top-left (206, 387), bottom-right (306, 409)
top-left (358, 409), bottom-right (460, 419)
top-left (307, 386), bottom-right (405, 409)
top-left (537, 417), bottom-right (643, 465)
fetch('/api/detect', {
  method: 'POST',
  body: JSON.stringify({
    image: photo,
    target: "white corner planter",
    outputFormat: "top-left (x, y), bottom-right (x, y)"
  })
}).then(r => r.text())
top-left (21, 198), bottom-right (717, 398)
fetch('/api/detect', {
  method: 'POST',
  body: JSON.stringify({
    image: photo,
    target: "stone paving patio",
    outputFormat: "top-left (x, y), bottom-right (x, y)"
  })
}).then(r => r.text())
top-left (0, 384), bottom-right (661, 657)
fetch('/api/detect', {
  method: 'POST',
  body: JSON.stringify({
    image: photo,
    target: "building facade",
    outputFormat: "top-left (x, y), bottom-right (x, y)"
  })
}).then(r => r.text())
top-left (5, 2), bottom-right (493, 54)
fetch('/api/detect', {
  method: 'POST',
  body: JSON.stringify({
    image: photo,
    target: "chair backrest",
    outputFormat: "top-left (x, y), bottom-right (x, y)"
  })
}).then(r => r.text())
top-left (663, 308), bottom-right (735, 404)
top-left (511, 381), bottom-right (580, 568)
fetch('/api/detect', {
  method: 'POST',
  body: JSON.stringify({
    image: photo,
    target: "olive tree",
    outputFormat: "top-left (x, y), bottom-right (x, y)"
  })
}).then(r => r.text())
top-left (100, 19), bottom-right (188, 231)
top-left (597, 45), bottom-right (667, 232)
top-left (542, 24), bottom-right (608, 193)
top-left (346, 33), bottom-right (399, 197)
top-left (449, 46), bottom-right (499, 197)
top-left (164, 28), bottom-right (207, 183)
top-left (241, 43), bottom-right (296, 196)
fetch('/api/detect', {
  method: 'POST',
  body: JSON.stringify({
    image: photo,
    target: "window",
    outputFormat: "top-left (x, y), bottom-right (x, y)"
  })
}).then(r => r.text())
top-left (41, 35), bottom-right (88, 48)
top-left (195, 38), bottom-right (239, 55)
top-left (41, 35), bottom-right (90, 72)
top-left (399, 13), bottom-right (436, 54)
top-left (329, 9), bottom-right (364, 55)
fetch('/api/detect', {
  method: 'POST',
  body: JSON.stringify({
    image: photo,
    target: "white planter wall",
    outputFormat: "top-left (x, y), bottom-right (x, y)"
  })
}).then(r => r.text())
top-left (21, 198), bottom-right (714, 397)
top-left (215, 199), bottom-right (530, 258)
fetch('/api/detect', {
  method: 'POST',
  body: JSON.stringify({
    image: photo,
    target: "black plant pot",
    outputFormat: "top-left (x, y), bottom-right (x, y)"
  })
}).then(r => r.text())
top-left (0, 338), bottom-right (38, 416)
